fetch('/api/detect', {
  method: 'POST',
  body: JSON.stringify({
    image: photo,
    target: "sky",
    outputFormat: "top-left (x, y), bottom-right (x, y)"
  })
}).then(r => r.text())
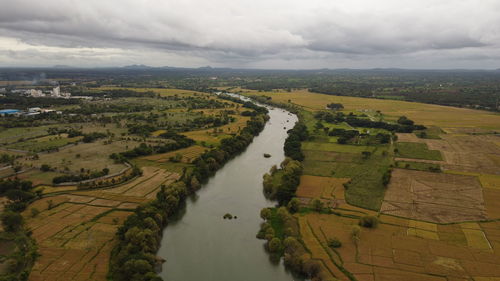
top-left (0, 0), bottom-right (499, 69)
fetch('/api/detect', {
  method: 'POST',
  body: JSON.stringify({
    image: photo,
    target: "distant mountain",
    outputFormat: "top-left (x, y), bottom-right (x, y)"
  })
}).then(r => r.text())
top-left (123, 64), bottom-right (153, 69)
top-left (53, 65), bottom-right (73, 68)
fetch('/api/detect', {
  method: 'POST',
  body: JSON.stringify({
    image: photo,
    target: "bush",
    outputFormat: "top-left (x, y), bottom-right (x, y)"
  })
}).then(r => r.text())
top-left (311, 198), bottom-right (324, 212)
top-left (1, 211), bottom-right (23, 232)
top-left (358, 215), bottom-right (378, 228)
top-left (327, 237), bottom-right (342, 248)
top-left (287, 198), bottom-right (300, 213)
top-left (30, 208), bottom-right (40, 218)
top-left (267, 237), bottom-right (282, 253)
top-left (260, 208), bottom-right (272, 220)
top-left (351, 225), bottom-right (361, 241)
top-left (40, 164), bottom-right (51, 172)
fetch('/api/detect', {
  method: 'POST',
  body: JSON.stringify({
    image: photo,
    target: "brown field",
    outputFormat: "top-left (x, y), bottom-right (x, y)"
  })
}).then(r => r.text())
top-left (423, 135), bottom-right (500, 175)
top-left (141, 145), bottom-right (207, 163)
top-left (254, 88), bottom-right (500, 280)
top-left (296, 175), bottom-right (350, 205)
top-left (381, 169), bottom-right (486, 223)
top-left (24, 166), bottom-right (178, 281)
top-left (297, 212), bottom-right (500, 281)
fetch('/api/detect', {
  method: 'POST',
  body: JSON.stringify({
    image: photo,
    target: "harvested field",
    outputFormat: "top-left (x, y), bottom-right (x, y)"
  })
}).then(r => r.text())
top-left (298, 212), bottom-right (500, 281)
top-left (141, 145), bottom-right (206, 163)
top-left (425, 135), bottom-right (500, 175)
top-left (296, 175), bottom-right (350, 201)
top-left (381, 169), bottom-right (486, 223)
top-left (24, 166), bottom-right (178, 281)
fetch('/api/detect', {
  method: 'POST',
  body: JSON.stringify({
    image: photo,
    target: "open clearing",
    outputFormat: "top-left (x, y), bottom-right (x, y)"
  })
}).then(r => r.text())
top-left (24, 167), bottom-right (178, 281)
top-left (20, 140), bottom-right (137, 175)
top-left (296, 175), bottom-right (350, 201)
top-left (181, 115), bottom-right (250, 145)
top-left (381, 169), bottom-right (486, 223)
top-left (140, 145), bottom-right (207, 163)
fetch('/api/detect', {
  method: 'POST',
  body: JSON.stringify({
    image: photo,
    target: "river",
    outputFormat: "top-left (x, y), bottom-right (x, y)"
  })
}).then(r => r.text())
top-left (156, 100), bottom-right (303, 281)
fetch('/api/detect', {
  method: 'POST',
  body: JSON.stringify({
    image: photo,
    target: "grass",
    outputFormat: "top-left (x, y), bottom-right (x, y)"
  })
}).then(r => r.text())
top-left (395, 142), bottom-right (443, 161)
top-left (15, 170), bottom-right (66, 185)
top-left (396, 161), bottom-right (441, 172)
top-left (302, 142), bottom-right (378, 154)
top-left (141, 145), bottom-right (207, 163)
top-left (96, 86), bottom-right (208, 97)
top-left (243, 89), bottom-right (500, 131)
top-left (20, 140), bottom-right (134, 174)
top-left (6, 134), bottom-right (82, 152)
top-left (303, 152), bottom-right (392, 210)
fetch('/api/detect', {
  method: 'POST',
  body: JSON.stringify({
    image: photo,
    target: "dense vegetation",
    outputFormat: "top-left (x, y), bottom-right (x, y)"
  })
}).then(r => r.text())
top-left (0, 179), bottom-right (39, 280)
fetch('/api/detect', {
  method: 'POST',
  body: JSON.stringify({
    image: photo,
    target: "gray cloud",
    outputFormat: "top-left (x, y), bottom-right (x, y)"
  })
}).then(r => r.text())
top-left (0, 0), bottom-right (499, 68)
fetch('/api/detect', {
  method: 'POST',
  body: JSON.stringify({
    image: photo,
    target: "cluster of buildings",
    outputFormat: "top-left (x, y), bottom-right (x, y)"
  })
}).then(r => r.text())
top-left (0, 107), bottom-right (62, 117)
top-left (21, 86), bottom-right (72, 98)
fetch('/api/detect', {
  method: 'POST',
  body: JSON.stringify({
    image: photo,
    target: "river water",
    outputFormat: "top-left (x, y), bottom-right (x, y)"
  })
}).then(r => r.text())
top-left (157, 102), bottom-right (302, 281)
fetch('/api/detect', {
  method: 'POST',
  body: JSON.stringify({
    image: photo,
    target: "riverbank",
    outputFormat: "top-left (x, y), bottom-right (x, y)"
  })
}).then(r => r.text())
top-left (155, 97), bottom-right (302, 281)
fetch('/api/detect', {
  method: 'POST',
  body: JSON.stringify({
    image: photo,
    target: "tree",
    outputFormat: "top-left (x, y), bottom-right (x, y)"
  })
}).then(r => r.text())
top-left (1, 211), bottom-right (23, 232)
top-left (40, 164), bottom-right (51, 172)
top-left (361, 151), bottom-right (371, 159)
top-left (287, 198), bottom-right (300, 213)
top-left (268, 237), bottom-right (282, 252)
top-left (260, 208), bottom-right (272, 220)
top-left (359, 215), bottom-right (378, 228)
top-left (311, 198), bottom-right (324, 212)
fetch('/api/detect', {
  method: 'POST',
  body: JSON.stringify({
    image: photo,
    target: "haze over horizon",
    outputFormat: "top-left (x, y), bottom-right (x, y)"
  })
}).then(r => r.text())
top-left (1, 0), bottom-right (499, 69)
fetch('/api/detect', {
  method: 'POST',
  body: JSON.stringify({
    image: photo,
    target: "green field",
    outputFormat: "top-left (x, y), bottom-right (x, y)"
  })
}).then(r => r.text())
top-left (395, 142), bottom-right (443, 160)
top-left (302, 142), bottom-right (376, 154)
top-left (396, 161), bottom-right (441, 172)
top-left (303, 151), bottom-right (392, 210)
top-left (6, 135), bottom-right (82, 152)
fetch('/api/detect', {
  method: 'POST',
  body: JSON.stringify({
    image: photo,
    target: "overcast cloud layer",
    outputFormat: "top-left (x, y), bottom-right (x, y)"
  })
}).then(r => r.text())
top-left (0, 0), bottom-right (499, 69)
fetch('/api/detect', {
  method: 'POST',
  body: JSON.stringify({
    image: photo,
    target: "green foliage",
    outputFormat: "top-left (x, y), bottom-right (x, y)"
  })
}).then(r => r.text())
top-left (396, 161), bottom-right (441, 172)
top-left (263, 158), bottom-right (303, 205)
top-left (327, 237), bottom-right (342, 248)
top-left (260, 208), bottom-right (272, 220)
top-left (287, 198), bottom-right (300, 213)
top-left (395, 142), bottom-right (443, 161)
top-left (358, 215), bottom-right (379, 228)
top-left (1, 211), bottom-right (23, 232)
top-left (311, 198), bottom-right (324, 212)
top-left (284, 122), bottom-right (308, 161)
top-left (268, 238), bottom-right (283, 252)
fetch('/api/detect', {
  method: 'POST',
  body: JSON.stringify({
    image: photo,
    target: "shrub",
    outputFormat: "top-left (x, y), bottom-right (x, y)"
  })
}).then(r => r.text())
top-left (327, 237), bottom-right (342, 248)
top-left (311, 198), bottom-right (324, 212)
top-left (359, 215), bottom-right (378, 228)
top-left (267, 237), bottom-right (282, 253)
top-left (1, 211), bottom-right (23, 232)
top-left (260, 208), bottom-right (272, 220)
top-left (30, 208), bottom-right (40, 218)
top-left (351, 225), bottom-right (361, 241)
top-left (40, 164), bottom-right (51, 172)
top-left (287, 198), bottom-right (300, 213)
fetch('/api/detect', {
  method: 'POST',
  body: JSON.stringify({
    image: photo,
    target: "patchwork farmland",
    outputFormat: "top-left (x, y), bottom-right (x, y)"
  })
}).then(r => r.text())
top-left (248, 89), bottom-right (500, 281)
